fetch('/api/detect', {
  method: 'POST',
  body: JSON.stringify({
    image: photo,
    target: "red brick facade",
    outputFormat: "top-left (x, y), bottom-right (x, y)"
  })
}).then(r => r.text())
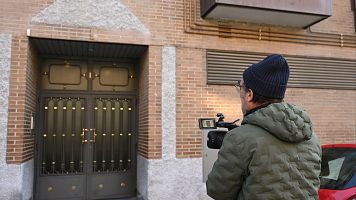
top-left (1, 0), bottom-right (355, 163)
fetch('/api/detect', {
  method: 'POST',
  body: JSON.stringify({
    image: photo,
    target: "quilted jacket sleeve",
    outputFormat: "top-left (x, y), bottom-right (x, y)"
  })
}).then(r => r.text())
top-left (206, 131), bottom-right (253, 200)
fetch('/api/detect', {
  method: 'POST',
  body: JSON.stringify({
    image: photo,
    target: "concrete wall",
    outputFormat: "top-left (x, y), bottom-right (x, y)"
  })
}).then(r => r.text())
top-left (32, 0), bottom-right (149, 34)
top-left (138, 156), bottom-right (211, 200)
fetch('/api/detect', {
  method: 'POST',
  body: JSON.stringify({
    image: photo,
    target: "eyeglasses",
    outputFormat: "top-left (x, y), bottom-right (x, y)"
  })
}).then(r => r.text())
top-left (234, 80), bottom-right (244, 91)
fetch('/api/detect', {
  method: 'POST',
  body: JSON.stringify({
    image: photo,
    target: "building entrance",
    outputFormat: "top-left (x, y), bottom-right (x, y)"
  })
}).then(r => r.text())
top-left (35, 58), bottom-right (137, 200)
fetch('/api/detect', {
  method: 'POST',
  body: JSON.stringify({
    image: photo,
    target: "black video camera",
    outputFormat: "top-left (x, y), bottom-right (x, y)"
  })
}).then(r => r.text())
top-left (207, 113), bottom-right (240, 149)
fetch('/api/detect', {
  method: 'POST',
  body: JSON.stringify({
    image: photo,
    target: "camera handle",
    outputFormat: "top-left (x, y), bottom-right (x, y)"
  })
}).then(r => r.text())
top-left (215, 113), bottom-right (240, 131)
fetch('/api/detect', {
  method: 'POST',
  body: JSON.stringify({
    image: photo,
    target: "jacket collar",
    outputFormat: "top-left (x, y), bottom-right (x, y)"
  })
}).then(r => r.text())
top-left (243, 103), bottom-right (270, 118)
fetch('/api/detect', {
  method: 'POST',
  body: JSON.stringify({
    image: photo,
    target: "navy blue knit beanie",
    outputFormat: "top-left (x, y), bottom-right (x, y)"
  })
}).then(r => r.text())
top-left (243, 54), bottom-right (290, 99)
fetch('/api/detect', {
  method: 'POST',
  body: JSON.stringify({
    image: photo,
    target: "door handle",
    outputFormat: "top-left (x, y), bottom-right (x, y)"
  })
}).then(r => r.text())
top-left (82, 128), bottom-right (95, 143)
top-left (89, 129), bottom-right (96, 143)
top-left (81, 128), bottom-right (87, 143)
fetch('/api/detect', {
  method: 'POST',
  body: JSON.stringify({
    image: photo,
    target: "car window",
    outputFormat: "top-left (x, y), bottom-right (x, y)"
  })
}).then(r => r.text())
top-left (320, 147), bottom-right (356, 190)
top-left (322, 157), bottom-right (345, 180)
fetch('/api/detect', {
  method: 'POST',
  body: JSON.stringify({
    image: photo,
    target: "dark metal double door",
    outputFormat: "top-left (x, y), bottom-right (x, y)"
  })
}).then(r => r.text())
top-left (36, 94), bottom-right (136, 200)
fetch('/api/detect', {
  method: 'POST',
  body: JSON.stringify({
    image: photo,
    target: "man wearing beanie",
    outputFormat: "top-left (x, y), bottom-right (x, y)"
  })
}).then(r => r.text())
top-left (206, 54), bottom-right (321, 200)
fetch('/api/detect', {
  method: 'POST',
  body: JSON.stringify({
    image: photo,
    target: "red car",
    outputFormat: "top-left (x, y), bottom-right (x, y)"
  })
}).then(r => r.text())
top-left (319, 144), bottom-right (356, 200)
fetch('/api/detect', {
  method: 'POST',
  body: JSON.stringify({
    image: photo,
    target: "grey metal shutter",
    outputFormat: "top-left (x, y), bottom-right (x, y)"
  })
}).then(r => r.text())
top-left (207, 50), bottom-right (356, 90)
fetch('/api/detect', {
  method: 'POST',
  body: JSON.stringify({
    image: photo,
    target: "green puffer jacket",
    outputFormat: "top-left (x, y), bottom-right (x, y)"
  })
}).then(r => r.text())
top-left (206, 102), bottom-right (321, 200)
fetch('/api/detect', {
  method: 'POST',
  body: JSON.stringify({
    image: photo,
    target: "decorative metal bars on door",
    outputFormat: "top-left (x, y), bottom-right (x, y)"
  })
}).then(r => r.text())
top-left (41, 97), bottom-right (85, 175)
top-left (93, 98), bottom-right (133, 172)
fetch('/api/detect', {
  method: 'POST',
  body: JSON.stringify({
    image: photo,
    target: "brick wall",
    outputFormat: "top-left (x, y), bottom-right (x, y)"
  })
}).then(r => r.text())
top-left (138, 49), bottom-right (149, 157)
top-left (176, 47), bottom-right (356, 157)
top-left (24, 40), bottom-right (38, 160)
top-left (0, 0), bottom-right (355, 162)
top-left (146, 46), bottom-right (162, 159)
top-left (138, 46), bottom-right (162, 159)
top-left (6, 36), bottom-right (28, 163)
top-left (176, 47), bottom-right (242, 158)
top-left (6, 35), bottom-right (38, 163)
top-left (311, 0), bottom-right (356, 34)
top-left (285, 88), bottom-right (356, 144)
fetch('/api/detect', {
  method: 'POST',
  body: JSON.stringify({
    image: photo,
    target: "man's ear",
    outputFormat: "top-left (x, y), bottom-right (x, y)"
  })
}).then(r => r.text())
top-left (246, 89), bottom-right (254, 102)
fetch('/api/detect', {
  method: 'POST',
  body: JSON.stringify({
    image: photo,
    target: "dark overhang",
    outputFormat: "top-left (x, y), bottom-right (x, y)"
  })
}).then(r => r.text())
top-left (30, 38), bottom-right (148, 59)
top-left (201, 0), bottom-right (332, 28)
